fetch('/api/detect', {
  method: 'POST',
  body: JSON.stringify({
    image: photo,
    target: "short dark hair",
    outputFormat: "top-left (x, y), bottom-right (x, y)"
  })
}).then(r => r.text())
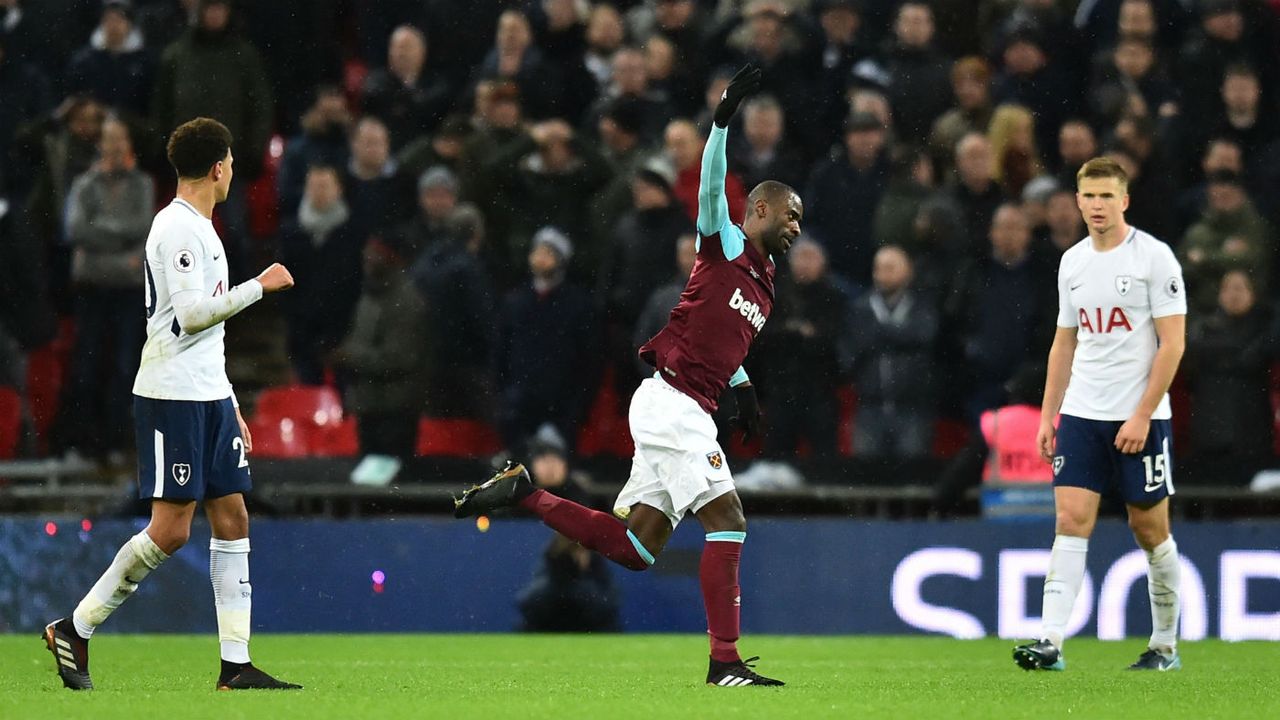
top-left (748, 180), bottom-right (798, 207)
top-left (167, 117), bottom-right (233, 180)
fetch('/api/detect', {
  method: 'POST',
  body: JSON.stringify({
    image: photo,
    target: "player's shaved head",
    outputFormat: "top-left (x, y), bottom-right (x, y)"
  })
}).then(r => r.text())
top-left (747, 179), bottom-right (796, 208)
top-left (167, 117), bottom-right (232, 180)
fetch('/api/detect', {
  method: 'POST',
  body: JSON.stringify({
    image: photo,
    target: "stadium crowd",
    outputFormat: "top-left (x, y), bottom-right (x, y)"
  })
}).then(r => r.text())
top-left (1, 0), bottom-right (1279, 475)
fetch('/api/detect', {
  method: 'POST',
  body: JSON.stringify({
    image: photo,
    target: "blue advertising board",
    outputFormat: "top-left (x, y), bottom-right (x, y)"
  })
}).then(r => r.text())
top-left (2, 518), bottom-right (1277, 639)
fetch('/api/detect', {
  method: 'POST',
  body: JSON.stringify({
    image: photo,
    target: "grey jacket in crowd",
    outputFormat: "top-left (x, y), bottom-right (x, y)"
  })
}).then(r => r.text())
top-left (65, 167), bottom-right (153, 288)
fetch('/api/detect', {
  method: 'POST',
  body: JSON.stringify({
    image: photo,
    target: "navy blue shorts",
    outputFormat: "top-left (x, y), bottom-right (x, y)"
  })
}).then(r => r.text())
top-left (134, 396), bottom-right (252, 501)
top-left (1053, 414), bottom-right (1174, 505)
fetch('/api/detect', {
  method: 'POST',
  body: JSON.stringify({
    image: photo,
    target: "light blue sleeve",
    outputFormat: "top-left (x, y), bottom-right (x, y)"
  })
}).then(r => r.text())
top-left (696, 125), bottom-right (731, 239)
top-left (728, 366), bottom-right (750, 387)
top-left (695, 125), bottom-right (745, 261)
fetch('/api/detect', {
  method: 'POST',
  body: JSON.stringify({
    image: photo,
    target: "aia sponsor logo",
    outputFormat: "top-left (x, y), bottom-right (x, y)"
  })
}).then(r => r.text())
top-left (1078, 307), bottom-right (1132, 333)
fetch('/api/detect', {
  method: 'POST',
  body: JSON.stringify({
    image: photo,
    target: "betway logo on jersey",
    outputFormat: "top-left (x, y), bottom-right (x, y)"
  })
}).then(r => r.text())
top-left (1079, 307), bottom-right (1132, 334)
top-left (729, 288), bottom-right (767, 331)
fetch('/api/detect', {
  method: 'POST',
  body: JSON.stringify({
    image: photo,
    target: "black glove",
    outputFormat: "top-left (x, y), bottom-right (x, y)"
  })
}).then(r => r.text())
top-left (730, 383), bottom-right (762, 440)
top-left (713, 64), bottom-right (762, 128)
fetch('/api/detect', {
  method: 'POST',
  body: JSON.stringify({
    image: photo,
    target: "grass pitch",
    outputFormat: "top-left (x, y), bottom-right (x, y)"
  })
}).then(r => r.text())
top-left (3, 634), bottom-right (1274, 720)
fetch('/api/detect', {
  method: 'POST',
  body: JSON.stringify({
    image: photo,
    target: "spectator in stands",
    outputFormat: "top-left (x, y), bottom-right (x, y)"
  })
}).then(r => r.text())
top-left (1054, 118), bottom-right (1098, 185)
top-left (1105, 119), bottom-right (1176, 240)
top-left (396, 114), bottom-right (473, 184)
top-left (278, 164), bottom-right (362, 385)
top-left (16, 96), bottom-right (105, 310)
top-left (516, 432), bottom-right (620, 633)
top-left (633, 233), bottom-right (697, 377)
top-left (728, 94), bottom-right (808, 191)
top-left (1088, 35), bottom-right (1178, 128)
top-left (583, 3), bottom-right (625, 93)
top-left (394, 165), bottom-right (458, 260)
top-left (988, 103), bottom-right (1043, 198)
top-left (804, 111), bottom-right (888, 285)
top-left (811, 0), bottom-right (872, 149)
top-left (993, 25), bottom-right (1075, 160)
top-left (872, 144), bottom-right (935, 249)
top-left (472, 9), bottom-right (563, 119)
top-left (878, 0), bottom-right (953, 145)
top-left (945, 203), bottom-right (1055, 421)
top-left (0, 167), bottom-right (55, 366)
top-left (1184, 268), bottom-right (1276, 474)
top-left (582, 46), bottom-right (673, 147)
top-left (412, 204), bottom-right (495, 420)
top-left (361, 24), bottom-right (454, 152)
top-left (943, 131), bottom-right (1005, 259)
top-left (58, 115), bottom-right (152, 462)
top-left (331, 237), bottom-right (427, 460)
top-left (477, 118), bottom-right (613, 286)
top-left (1179, 170), bottom-right (1273, 314)
top-left (151, 0), bottom-right (272, 275)
top-left (1019, 174), bottom-right (1060, 239)
top-left (0, 35), bottom-right (54, 180)
top-left (1175, 136), bottom-right (1244, 235)
top-left (1177, 0), bottom-right (1276, 137)
top-left (756, 238), bottom-right (848, 461)
top-left (644, 32), bottom-right (701, 119)
top-left (627, 0), bottom-right (710, 89)
top-left (588, 97), bottom-right (656, 247)
top-left (1041, 187), bottom-right (1085, 254)
top-left (277, 86), bottom-right (353, 217)
top-left (848, 245), bottom-right (938, 458)
top-left (929, 56), bottom-right (993, 177)
top-left (666, 117), bottom-right (747, 230)
top-left (493, 227), bottom-right (596, 454)
top-left (532, 0), bottom-right (597, 123)
top-left (1211, 64), bottom-right (1278, 166)
top-left (344, 116), bottom-right (409, 239)
top-left (64, 0), bottom-right (153, 117)
top-left (603, 156), bottom-right (690, 333)
top-left (712, 2), bottom-right (816, 144)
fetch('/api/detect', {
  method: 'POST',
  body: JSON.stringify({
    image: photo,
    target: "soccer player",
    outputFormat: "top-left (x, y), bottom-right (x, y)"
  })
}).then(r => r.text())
top-left (1013, 157), bottom-right (1186, 672)
top-left (455, 65), bottom-right (801, 687)
top-left (43, 118), bottom-right (301, 691)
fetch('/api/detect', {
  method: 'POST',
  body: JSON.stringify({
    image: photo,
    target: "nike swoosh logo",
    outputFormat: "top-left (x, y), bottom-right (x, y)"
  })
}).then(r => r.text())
top-left (1070, 284), bottom-right (1082, 290)
top-left (124, 576), bottom-right (142, 584)
top-left (238, 578), bottom-right (250, 584)
top-left (213, 254), bottom-right (221, 260)
top-left (1144, 482), bottom-right (1163, 492)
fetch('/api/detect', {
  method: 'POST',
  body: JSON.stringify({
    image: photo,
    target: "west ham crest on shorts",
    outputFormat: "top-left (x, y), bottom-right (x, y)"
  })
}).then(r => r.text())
top-left (1052, 456), bottom-right (1064, 476)
top-left (1115, 275), bottom-right (1132, 296)
top-left (706, 451), bottom-right (723, 469)
top-left (172, 463), bottom-right (192, 486)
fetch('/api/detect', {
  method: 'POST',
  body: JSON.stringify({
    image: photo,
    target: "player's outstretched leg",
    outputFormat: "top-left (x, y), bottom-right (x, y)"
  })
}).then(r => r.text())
top-left (42, 618), bottom-right (93, 690)
top-left (455, 462), bottom-right (654, 571)
top-left (1012, 639), bottom-right (1066, 671)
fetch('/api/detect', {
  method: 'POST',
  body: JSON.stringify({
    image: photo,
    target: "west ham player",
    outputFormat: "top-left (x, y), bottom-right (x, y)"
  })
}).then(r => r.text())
top-left (43, 118), bottom-right (301, 690)
top-left (1014, 157), bottom-right (1186, 672)
top-left (455, 65), bottom-right (801, 687)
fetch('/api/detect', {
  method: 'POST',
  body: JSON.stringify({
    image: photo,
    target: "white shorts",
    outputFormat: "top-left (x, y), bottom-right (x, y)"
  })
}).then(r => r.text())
top-left (613, 376), bottom-right (735, 528)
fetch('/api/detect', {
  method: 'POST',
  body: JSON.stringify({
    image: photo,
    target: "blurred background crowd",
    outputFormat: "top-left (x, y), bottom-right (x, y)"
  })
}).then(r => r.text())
top-left (1, 0), bottom-right (1279, 484)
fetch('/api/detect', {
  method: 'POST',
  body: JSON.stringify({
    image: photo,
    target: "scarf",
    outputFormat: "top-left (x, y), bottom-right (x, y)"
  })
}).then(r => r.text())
top-left (298, 198), bottom-right (350, 248)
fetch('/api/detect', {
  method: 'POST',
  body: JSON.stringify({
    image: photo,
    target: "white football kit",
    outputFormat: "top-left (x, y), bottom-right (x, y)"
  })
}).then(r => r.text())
top-left (133, 198), bottom-right (262, 402)
top-left (1055, 227), bottom-right (1187, 421)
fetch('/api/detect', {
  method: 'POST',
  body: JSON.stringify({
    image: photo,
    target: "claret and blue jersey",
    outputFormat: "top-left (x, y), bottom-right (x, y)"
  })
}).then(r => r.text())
top-left (639, 125), bottom-right (774, 414)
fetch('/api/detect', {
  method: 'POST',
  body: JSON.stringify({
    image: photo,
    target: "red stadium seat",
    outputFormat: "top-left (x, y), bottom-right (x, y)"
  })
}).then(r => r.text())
top-left (0, 386), bottom-right (21, 459)
top-left (245, 134), bottom-right (284, 240)
top-left (416, 418), bottom-right (502, 457)
top-left (254, 385), bottom-right (345, 428)
top-left (577, 367), bottom-right (633, 457)
top-left (311, 417), bottom-right (359, 457)
top-left (26, 318), bottom-right (76, 452)
top-left (246, 416), bottom-right (310, 459)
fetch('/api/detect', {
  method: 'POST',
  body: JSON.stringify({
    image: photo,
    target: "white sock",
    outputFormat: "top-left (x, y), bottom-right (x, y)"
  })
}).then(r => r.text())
top-left (73, 531), bottom-right (170, 639)
top-left (1041, 534), bottom-right (1089, 648)
top-left (1146, 536), bottom-right (1181, 652)
top-left (210, 537), bottom-right (252, 664)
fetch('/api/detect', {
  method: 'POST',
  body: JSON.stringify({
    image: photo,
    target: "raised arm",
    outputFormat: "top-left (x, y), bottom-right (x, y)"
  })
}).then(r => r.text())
top-left (698, 65), bottom-right (761, 237)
